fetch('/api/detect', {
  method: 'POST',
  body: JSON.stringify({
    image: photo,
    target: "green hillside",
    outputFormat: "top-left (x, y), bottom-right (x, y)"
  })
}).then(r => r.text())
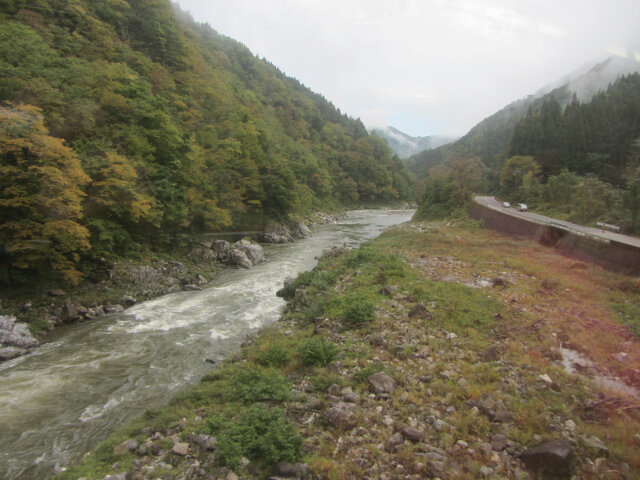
top-left (413, 68), bottom-right (640, 232)
top-left (0, 0), bottom-right (413, 284)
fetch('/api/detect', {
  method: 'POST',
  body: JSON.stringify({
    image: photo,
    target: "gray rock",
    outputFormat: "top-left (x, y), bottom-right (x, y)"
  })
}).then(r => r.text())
top-left (424, 452), bottom-right (446, 463)
top-left (325, 403), bottom-right (354, 428)
top-left (213, 240), bottom-right (231, 259)
top-left (482, 345), bottom-right (501, 362)
top-left (228, 248), bottom-right (253, 269)
top-left (401, 427), bottom-right (425, 442)
top-left (0, 316), bottom-right (38, 350)
top-left (290, 222), bottom-right (312, 239)
top-left (385, 432), bottom-right (403, 452)
top-left (172, 442), bottom-right (189, 456)
top-left (122, 295), bottom-right (136, 307)
top-left (183, 284), bottom-right (202, 291)
top-left (103, 303), bottom-right (124, 314)
top-left (0, 346), bottom-right (27, 361)
top-left (480, 466), bottom-right (494, 477)
top-left (581, 435), bottom-right (609, 454)
top-left (48, 289), bottom-right (65, 296)
top-left (491, 434), bottom-right (508, 451)
top-left (340, 387), bottom-right (359, 403)
top-left (190, 433), bottom-right (217, 450)
top-left (368, 372), bottom-right (397, 394)
top-left (62, 299), bottom-right (81, 321)
top-left (233, 239), bottom-right (265, 265)
top-left (113, 439), bottom-right (139, 456)
top-left (274, 462), bottom-right (310, 478)
top-left (263, 222), bottom-right (292, 244)
top-left (519, 439), bottom-right (573, 476)
top-left (408, 303), bottom-right (431, 318)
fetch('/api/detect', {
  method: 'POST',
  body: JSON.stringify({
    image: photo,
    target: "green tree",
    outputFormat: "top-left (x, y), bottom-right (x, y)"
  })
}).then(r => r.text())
top-left (499, 155), bottom-right (541, 201)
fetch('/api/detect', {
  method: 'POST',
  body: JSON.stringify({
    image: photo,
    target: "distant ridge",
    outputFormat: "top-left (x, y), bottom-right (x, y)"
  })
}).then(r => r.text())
top-left (372, 126), bottom-right (457, 159)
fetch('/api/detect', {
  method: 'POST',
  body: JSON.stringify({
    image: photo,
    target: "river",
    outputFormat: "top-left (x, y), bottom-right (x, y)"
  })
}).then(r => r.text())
top-left (0, 209), bottom-right (413, 480)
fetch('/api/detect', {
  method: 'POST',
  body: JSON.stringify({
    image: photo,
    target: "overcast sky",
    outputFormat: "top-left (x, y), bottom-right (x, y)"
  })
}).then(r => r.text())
top-left (175, 0), bottom-right (640, 137)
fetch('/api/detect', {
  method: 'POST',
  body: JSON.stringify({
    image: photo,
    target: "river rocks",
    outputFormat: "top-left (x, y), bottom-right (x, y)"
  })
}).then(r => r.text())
top-left (0, 316), bottom-right (38, 362)
top-left (213, 240), bottom-right (231, 260)
top-left (226, 239), bottom-right (265, 269)
top-left (234, 239), bottom-right (265, 265)
top-left (0, 346), bottom-right (26, 361)
top-left (519, 439), bottom-right (574, 476)
top-left (290, 222), bottom-right (312, 240)
top-left (367, 372), bottom-right (397, 394)
top-left (263, 221), bottom-right (312, 243)
top-left (263, 222), bottom-right (293, 244)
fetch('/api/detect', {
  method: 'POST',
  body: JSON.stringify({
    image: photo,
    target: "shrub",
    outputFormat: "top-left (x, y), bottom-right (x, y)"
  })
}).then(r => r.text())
top-left (217, 405), bottom-right (303, 469)
top-left (229, 367), bottom-right (291, 404)
top-left (299, 337), bottom-right (338, 367)
top-left (259, 343), bottom-right (292, 368)
top-left (341, 295), bottom-right (376, 328)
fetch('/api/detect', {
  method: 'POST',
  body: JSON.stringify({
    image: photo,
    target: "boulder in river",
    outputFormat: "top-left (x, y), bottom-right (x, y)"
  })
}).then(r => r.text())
top-left (0, 316), bottom-right (39, 353)
top-left (290, 222), bottom-right (312, 239)
top-left (263, 221), bottom-right (293, 243)
top-left (233, 239), bottom-right (264, 265)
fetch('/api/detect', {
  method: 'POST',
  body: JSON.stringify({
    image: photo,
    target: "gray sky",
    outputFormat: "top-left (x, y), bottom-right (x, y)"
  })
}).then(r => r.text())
top-left (175, 0), bottom-right (640, 137)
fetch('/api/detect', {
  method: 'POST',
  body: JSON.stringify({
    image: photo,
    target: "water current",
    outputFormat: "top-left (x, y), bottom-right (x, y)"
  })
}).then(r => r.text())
top-left (0, 209), bottom-right (413, 480)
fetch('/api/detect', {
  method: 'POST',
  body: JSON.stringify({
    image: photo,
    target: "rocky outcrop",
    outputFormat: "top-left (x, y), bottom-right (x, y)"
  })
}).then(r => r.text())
top-left (0, 315), bottom-right (38, 360)
top-left (224, 239), bottom-right (265, 269)
top-left (262, 221), bottom-right (312, 244)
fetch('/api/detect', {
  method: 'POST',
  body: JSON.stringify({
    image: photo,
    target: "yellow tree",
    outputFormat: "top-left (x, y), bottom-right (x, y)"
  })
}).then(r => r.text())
top-left (0, 104), bottom-right (90, 283)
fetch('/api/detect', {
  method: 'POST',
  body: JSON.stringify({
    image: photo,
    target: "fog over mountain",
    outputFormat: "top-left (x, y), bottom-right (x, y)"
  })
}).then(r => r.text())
top-left (372, 126), bottom-right (458, 159)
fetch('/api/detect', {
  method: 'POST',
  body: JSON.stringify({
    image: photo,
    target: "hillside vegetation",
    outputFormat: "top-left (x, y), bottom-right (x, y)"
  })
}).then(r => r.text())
top-left (0, 0), bottom-right (413, 284)
top-left (413, 72), bottom-right (640, 231)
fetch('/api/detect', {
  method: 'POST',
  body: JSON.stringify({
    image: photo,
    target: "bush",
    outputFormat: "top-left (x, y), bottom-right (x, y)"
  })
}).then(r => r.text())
top-left (299, 337), bottom-right (338, 367)
top-left (341, 295), bottom-right (376, 328)
top-left (230, 367), bottom-right (291, 404)
top-left (217, 405), bottom-right (303, 470)
top-left (259, 344), bottom-right (292, 368)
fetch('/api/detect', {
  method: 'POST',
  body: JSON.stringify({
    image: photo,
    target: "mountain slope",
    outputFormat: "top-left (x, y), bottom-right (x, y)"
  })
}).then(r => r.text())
top-left (372, 126), bottom-right (457, 158)
top-left (406, 56), bottom-right (640, 179)
top-left (0, 0), bottom-right (413, 283)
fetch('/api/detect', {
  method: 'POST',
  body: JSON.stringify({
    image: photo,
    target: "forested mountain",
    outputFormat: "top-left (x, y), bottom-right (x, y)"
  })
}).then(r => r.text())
top-left (415, 71), bottom-right (640, 232)
top-left (0, 0), bottom-right (413, 284)
top-left (406, 56), bottom-right (640, 182)
top-left (371, 126), bottom-right (456, 159)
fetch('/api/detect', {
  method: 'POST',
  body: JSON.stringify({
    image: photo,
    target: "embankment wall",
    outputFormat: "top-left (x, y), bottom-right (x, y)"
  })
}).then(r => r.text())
top-left (469, 203), bottom-right (640, 275)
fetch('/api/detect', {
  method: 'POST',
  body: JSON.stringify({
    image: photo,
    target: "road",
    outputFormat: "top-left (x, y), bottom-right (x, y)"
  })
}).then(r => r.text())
top-left (474, 196), bottom-right (640, 249)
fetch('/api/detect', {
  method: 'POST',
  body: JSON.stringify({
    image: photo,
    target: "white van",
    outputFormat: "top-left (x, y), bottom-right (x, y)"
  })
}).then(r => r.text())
top-left (517, 203), bottom-right (528, 212)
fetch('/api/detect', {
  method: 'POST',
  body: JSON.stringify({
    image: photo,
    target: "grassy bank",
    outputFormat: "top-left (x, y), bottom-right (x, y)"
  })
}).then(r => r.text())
top-left (58, 218), bottom-right (640, 479)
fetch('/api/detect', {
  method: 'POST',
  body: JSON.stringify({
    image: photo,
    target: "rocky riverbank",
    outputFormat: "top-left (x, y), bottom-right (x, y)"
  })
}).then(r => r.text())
top-left (57, 218), bottom-right (640, 480)
top-left (0, 215), bottom-right (341, 363)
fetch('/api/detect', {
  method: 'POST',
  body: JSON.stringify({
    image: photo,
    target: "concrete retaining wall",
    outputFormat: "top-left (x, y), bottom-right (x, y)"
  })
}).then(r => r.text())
top-left (469, 203), bottom-right (640, 275)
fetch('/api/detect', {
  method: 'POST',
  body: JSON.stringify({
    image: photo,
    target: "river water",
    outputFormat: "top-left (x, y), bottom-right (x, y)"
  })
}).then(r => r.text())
top-left (0, 209), bottom-right (413, 480)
